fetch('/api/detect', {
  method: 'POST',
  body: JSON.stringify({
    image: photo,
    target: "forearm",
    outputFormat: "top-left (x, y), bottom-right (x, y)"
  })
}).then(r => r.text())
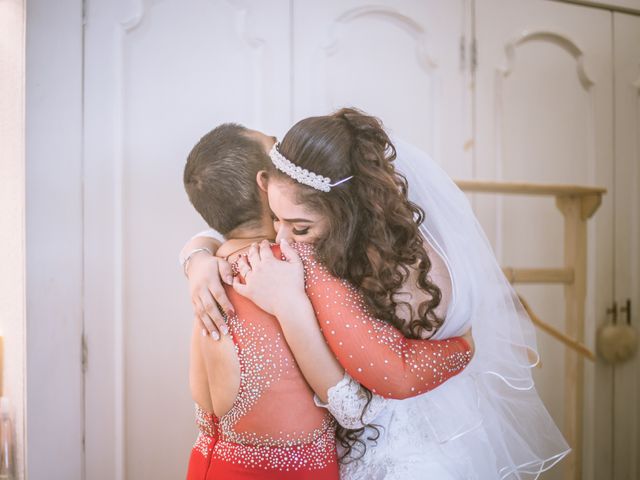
top-left (314, 373), bottom-right (388, 429)
top-left (275, 296), bottom-right (345, 403)
top-left (179, 236), bottom-right (222, 264)
top-left (294, 242), bottom-right (472, 399)
top-left (179, 228), bottom-right (225, 268)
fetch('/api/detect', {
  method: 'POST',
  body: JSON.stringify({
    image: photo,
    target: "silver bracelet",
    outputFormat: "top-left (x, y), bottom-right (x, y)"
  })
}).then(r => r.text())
top-left (182, 247), bottom-right (214, 277)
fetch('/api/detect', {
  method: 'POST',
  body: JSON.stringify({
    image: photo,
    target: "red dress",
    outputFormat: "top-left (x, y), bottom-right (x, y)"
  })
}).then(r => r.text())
top-left (186, 244), bottom-right (471, 479)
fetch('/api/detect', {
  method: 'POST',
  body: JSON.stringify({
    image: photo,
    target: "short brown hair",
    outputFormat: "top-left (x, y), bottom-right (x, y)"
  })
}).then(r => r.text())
top-left (184, 123), bottom-right (268, 235)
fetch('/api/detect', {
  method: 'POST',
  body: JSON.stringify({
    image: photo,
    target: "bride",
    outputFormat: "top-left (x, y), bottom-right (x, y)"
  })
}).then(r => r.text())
top-left (182, 108), bottom-right (570, 478)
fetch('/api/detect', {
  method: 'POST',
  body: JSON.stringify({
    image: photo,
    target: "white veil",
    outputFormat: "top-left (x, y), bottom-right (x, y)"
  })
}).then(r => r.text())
top-left (391, 137), bottom-right (571, 479)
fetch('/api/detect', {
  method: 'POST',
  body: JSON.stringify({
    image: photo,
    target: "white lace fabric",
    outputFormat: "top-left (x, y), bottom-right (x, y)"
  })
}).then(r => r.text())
top-left (314, 373), bottom-right (388, 430)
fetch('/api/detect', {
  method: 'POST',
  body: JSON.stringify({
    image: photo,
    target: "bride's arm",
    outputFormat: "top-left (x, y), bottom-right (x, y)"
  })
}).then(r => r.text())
top-left (234, 241), bottom-right (473, 401)
top-left (180, 229), bottom-right (235, 340)
top-left (314, 373), bottom-right (389, 429)
top-left (292, 242), bottom-right (472, 399)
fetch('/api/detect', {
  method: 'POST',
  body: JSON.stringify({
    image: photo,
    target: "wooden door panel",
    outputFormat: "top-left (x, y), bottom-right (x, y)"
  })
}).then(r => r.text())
top-left (292, 0), bottom-right (473, 178)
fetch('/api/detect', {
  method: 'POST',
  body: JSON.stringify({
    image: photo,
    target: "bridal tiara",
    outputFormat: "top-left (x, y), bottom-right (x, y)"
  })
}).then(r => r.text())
top-left (268, 143), bottom-right (354, 192)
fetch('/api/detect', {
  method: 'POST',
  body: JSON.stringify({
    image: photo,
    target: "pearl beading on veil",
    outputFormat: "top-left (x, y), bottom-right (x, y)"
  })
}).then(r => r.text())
top-left (269, 143), bottom-right (353, 192)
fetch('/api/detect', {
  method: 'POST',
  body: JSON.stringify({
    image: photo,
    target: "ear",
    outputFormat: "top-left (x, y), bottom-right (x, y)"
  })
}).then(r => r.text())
top-left (256, 170), bottom-right (269, 192)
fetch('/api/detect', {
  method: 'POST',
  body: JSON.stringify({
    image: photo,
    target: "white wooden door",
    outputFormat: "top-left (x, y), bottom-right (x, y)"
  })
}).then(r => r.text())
top-left (612, 11), bottom-right (640, 480)
top-left (475, 1), bottom-right (615, 479)
top-left (25, 0), bottom-right (85, 478)
top-left (81, 1), bottom-right (635, 479)
top-left (83, 1), bottom-right (291, 478)
top-left (292, 0), bottom-right (473, 178)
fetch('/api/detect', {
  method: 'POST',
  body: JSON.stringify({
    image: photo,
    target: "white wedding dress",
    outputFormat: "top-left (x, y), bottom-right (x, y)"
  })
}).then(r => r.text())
top-left (314, 234), bottom-right (498, 480)
top-left (183, 138), bottom-right (570, 479)
top-left (311, 138), bottom-right (570, 479)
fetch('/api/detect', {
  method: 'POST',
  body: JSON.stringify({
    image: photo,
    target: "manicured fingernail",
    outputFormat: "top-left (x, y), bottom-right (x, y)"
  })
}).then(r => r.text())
top-left (226, 308), bottom-right (235, 318)
top-left (220, 324), bottom-right (229, 336)
top-left (281, 238), bottom-right (288, 245)
top-left (210, 331), bottom-right (220, 341)
top-left (201, 328), bottom-right (207, 337)
top-left (225, 276), bottom-right (233, 285)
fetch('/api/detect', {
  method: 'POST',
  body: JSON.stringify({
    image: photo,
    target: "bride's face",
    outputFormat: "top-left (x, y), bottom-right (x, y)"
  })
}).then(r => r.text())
top-left (267, 178), bottom-right (329, 244)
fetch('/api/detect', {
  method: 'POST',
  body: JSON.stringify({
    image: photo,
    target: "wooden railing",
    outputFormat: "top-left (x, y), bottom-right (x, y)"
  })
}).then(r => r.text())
top-left (455, 179), bottom-right (606, 480)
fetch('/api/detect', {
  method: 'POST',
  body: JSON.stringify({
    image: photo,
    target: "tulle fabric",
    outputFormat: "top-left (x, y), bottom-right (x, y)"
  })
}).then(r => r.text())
top-left (386, 137), bottom-right (570, 478)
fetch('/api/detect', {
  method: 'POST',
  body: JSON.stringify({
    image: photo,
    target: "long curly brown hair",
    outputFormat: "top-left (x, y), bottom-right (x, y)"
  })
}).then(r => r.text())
top-left (269, 108), bottom-right (445, 459)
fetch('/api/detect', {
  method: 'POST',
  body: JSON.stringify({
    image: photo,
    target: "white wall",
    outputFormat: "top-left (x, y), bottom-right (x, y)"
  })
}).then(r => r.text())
top-left (21, 0), bottom-right (639, 479)
top-left (25, 0), bottom-right (85, 478)
top-left (0, 1), bottom-right (26, 479)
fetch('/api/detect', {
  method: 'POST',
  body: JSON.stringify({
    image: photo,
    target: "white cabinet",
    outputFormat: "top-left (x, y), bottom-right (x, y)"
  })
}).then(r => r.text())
top-left (612, 11), bottom-right (640, 480)
top-left (24, 0), bottom-right (637, 478)
top-left (291, 0), bottom-right (473, 177)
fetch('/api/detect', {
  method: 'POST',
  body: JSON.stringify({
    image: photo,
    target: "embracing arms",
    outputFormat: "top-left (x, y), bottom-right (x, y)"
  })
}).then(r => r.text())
top-left (232, 240), bottom-right (473, 401)
top-left (179, 231), bottom-right (235, 340)
top-left (181, 232), bottom-right (472, 401)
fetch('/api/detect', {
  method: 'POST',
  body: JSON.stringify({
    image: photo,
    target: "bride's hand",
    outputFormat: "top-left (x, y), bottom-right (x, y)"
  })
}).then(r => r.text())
top-left (187, 252), bottom-right (235, 340)
top-left (233, 239), bottom-right (307, 316)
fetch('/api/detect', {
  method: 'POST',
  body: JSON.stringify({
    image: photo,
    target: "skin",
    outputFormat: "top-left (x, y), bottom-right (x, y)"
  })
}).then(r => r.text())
top-left (183, 129), bottom-right (473, 351)
top-left (264, 176), bottom-right (330, 244)
top-left (233, 239), bottom-right (345, 401)
top-left (191, 237), bottom-right (344, 413)
top-left (181, 129), bottom-right (278, 339)
top-left (227, 178), bottom-right (474, 402)
top-left (183, 129), bottom-right (329, 338)
top-left (187, 129), bottom-right (345, 405)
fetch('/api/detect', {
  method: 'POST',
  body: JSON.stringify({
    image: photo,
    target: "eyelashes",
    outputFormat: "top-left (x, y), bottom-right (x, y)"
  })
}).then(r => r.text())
top-left (270, 213), bottom-right (310, 236)
top-left (292, 227), bottom-right (310, 236)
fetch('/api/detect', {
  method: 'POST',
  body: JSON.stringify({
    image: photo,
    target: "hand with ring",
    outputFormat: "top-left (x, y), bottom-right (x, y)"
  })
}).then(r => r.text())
top-left (236, 255), bottom-right (253, 281)
top-left (233, 239), bottom-right (306, 316)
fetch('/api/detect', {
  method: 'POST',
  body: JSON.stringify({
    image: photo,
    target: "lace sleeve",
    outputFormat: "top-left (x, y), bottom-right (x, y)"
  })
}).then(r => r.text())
top-left (289, 242), bottom-right (472, 400)
top-left (314, 373), bottom-right (388, 429)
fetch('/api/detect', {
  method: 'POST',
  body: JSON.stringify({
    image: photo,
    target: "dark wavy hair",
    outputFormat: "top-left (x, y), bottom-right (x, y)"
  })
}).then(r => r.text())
top-left (268, 108), bottom-right (444, 459)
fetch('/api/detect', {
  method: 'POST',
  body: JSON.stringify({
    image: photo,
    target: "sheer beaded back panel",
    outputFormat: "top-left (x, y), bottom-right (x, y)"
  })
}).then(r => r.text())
top-left (193, 246), bottom-right (336, 471)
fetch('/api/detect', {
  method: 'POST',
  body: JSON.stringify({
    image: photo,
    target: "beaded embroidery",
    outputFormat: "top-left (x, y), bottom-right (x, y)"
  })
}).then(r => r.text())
top-left (193, 403), bottom-right (216, 457)
top-left (192, 241), bottom-right (472, 471)
top-left (291, 242), bottom-right (472, 398)
top-left (193, 252), bottom-right (337, 471)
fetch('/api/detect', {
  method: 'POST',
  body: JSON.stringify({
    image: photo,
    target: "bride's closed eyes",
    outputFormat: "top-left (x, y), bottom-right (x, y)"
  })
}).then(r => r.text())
top-left (292, 226), bottom-right (310, 236)
top-left (266, 179), bottom-right (330, 243)
top-left (270, 212), bottom-right (310, 236)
